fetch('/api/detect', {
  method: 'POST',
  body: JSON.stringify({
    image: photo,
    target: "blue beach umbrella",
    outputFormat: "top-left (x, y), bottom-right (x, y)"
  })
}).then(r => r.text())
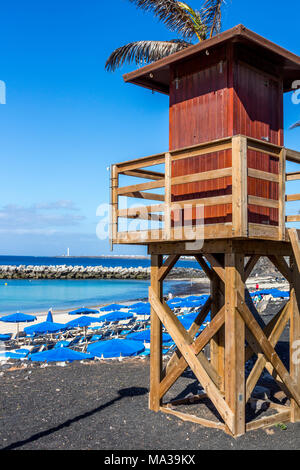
top-left (29, 347), bottom-right (93, 363)
top-left (24, 321), bottom-right (66, 336)
top-left (66, 316), bottom-right (100, 329)
top-left (0, 312), bottom-right (37, 336)
top-left (0, 334), bottom-right (12, 342)
top-left (66, 316), bottom-right (100, 340)
top-left (131, 305), bottom-right (151, 315)
top-left (180, 300), bottom-right (199, 309)
top-left (0, 313), bottom-right (37, 323)
top-left (0, 350), bottom-right (29, 360)
top-left (126, 329), bottom-right (172, 343)
top-left (46, 310), bottom-right (53, 323)
top-left (100, 304), bottom-right (123, 312)
top-left (97, 311), bottom-right (134, 323)
top-left (178, 313), bottom-right (198, 330)
top-left (87, 338), bottom-right (144, 358)
top-left (68, 307), bottom-right (99, 316)
top-left (130, 302), bottom-right (149, 309)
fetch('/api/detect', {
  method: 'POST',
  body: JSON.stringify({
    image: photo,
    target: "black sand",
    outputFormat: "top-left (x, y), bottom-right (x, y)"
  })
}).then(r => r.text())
top-left (0, 299), bottom-right (299, 451)
top-left (0, 358), bottom-right (299, 450)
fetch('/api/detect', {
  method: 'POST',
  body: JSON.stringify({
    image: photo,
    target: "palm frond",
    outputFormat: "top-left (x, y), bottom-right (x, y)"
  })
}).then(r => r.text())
top-left (201, 0), bottom-right (226, 38)
top-left (128, 0), bottom-right (205, 40)
top-left (290, 121), bottom-right (300, 130)
top-left (105, 39), bottom-right (192, 72)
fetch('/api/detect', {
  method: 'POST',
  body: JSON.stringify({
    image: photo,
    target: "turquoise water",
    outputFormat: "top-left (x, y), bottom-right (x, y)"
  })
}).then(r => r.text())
top-left (0, 278), bottom-right (185, 315)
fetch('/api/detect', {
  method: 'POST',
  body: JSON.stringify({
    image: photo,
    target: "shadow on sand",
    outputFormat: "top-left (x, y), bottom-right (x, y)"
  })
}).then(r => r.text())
top-left (2, 387), bottom-right (148, 450)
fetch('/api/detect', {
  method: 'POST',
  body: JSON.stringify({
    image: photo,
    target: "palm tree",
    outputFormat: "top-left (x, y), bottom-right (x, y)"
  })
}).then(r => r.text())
top-left (105, 0), bottom-right (226, 72)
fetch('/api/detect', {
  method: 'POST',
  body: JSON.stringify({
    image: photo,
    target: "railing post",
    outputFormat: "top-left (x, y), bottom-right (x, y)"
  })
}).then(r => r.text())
top-left (110, 165), bottom-right (118, 248)
top-left (279, 148), bottom-right (287, 241)
top-left (232, 136), bottom-right (248, 238)
top-left (164, 152), bottom-right (172, 241)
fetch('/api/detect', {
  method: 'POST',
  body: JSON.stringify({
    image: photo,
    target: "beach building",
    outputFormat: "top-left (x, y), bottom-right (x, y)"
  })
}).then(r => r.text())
top-left (109, 25), bottom-right (300, 437)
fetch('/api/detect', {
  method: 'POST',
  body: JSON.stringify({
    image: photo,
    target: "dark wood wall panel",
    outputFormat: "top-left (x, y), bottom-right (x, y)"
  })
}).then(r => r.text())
top-left (170, 52), bottom-right (232, 225)
top-left (169, 46), bottom-right (283, 228)
top-left (234, 61), bottom-right (282, 225)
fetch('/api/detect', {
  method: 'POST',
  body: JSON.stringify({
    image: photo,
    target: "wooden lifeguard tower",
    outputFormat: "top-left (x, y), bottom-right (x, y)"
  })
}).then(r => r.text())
top-left (110, 25), bottom-right (300, 437)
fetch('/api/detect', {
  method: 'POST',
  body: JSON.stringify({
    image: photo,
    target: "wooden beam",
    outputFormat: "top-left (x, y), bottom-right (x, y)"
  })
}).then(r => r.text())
top-left (286, 172), bottom-right (300, 182)
top-left (160, 406), bottom-right (226, 430)
top-left (232, 136), bottom-right (248, 238)
top-left (211, 270), bottom-right (225, 392)
top-left (205, 254), bottom-right (226, 284)
top-left (286, 148), bottom-right (300, 164)
top-left (149, 255), bottom-right (163, 412)
top-left (120, 212), bottom-right (164, 222)
top-left (286, 194), bottom-right (300, 202)
top-left (162, 297), bottom-right (218, 390)
top-left (194, 255), bottom-right (214, 280)
top-left (248, 196), bottom-right (279, 209)
top-left (110, 165), bottom-right (118, 245)
top-left (170, 194), bottom-right (232, 209)
top-left (118, 204), bottom-right (164, 217)
top-left (149, 240), bottom-right (292, 257)
top-left (246, 136), bottom-right (282, 157)
top-left (120, 168), bottom-right (164, 180)
top-left (163, 297), bottom-right (220, 389)
top-left (246, 301), bottom-right (290, 402)
top-left (159, 305), bottom-right (225, 403)
top-left (148, 290), bottom-right (235, 432)
top-left (279, 149), bottom-right (286, 241)
top-left (171, 168), bottom-right (232, 186)
top-left (267, 255), bottom-right (292, 284)
top-left (225, 253), bottom-right (246, 437)
top-left (120, 191), bottom-right (165, 201)
top-left (244, 255), bottom-right (260, 281)
top-left (248, 168), bottom-right (279, 183)
top-left (246, 410), bottom-right (291, 432)
top-left (237, 293), bottom-right (300, 409)
top-left (290, 254), bottom-right (300, 422)
top-left (118, 179), bottom-right (165, 195)
top-left (171, 141), bottom-right (233, 163)
top-left (164, 152), bottom-right (171, 241)
top-left (158, 255), bottom-right (180, 282)
top-left (289, 229), bottom-right (300, 272)
top-left (287, 215), bottom-right (300, 223)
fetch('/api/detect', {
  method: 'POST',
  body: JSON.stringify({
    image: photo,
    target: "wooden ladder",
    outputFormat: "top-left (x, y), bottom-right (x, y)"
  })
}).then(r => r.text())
top-left (289, 229), bottom-right (300, 272)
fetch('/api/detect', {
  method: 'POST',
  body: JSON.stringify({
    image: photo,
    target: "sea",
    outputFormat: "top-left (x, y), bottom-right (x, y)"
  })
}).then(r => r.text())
top-left (0, 256), bottom-right (200, 315)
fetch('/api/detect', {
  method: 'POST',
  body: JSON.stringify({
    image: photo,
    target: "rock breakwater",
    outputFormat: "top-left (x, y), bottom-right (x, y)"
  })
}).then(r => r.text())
top-left (0, 265), bottom-right (203, 280)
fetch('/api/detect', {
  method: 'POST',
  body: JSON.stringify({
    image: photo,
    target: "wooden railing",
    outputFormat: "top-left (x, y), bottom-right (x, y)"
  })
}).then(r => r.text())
top-left (110, 135), bottom-right (300, 245)
top-left (286, 148), bottom-right (300, 225)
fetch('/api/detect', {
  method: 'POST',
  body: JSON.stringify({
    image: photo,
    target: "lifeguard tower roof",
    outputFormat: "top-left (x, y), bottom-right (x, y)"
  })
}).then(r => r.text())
top-left (123, 24), bottom-right (300, 94)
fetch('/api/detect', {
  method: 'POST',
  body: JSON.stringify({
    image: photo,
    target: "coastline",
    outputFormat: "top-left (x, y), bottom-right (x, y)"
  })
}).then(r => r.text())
top-left (0, 274), bottom-right (289, 335)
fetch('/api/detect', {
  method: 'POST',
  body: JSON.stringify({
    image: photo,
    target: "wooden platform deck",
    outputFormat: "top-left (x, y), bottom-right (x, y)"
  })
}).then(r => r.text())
top-left (110, 135), bottom-right (300, 246)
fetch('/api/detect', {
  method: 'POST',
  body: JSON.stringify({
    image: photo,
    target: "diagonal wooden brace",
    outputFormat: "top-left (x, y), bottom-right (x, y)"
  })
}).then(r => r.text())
top-left (237, 293), bottom-right (300, 409)
top-left (246, 301), bottom-right (290, 402)
top-left (163, 296), bottom-right (213, 376)
top-left (149, 287), bottom-right (235, 432)
top-left (159, 305), bottom-right (225, 399)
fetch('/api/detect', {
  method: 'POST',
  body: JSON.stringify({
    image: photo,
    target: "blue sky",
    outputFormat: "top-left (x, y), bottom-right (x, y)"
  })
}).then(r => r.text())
top-left (1, 0), bottom-right (300, 256)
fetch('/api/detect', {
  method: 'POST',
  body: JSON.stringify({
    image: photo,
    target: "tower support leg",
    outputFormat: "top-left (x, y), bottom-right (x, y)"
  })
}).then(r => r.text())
top-left (290, 254), bottom-right (300, 423)
top-left (225, 253), bottom-right (246, 437)
top-left (149, 254), bottom-right (163, 412)
top-left (211, 270), bottom-right (225, 393)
